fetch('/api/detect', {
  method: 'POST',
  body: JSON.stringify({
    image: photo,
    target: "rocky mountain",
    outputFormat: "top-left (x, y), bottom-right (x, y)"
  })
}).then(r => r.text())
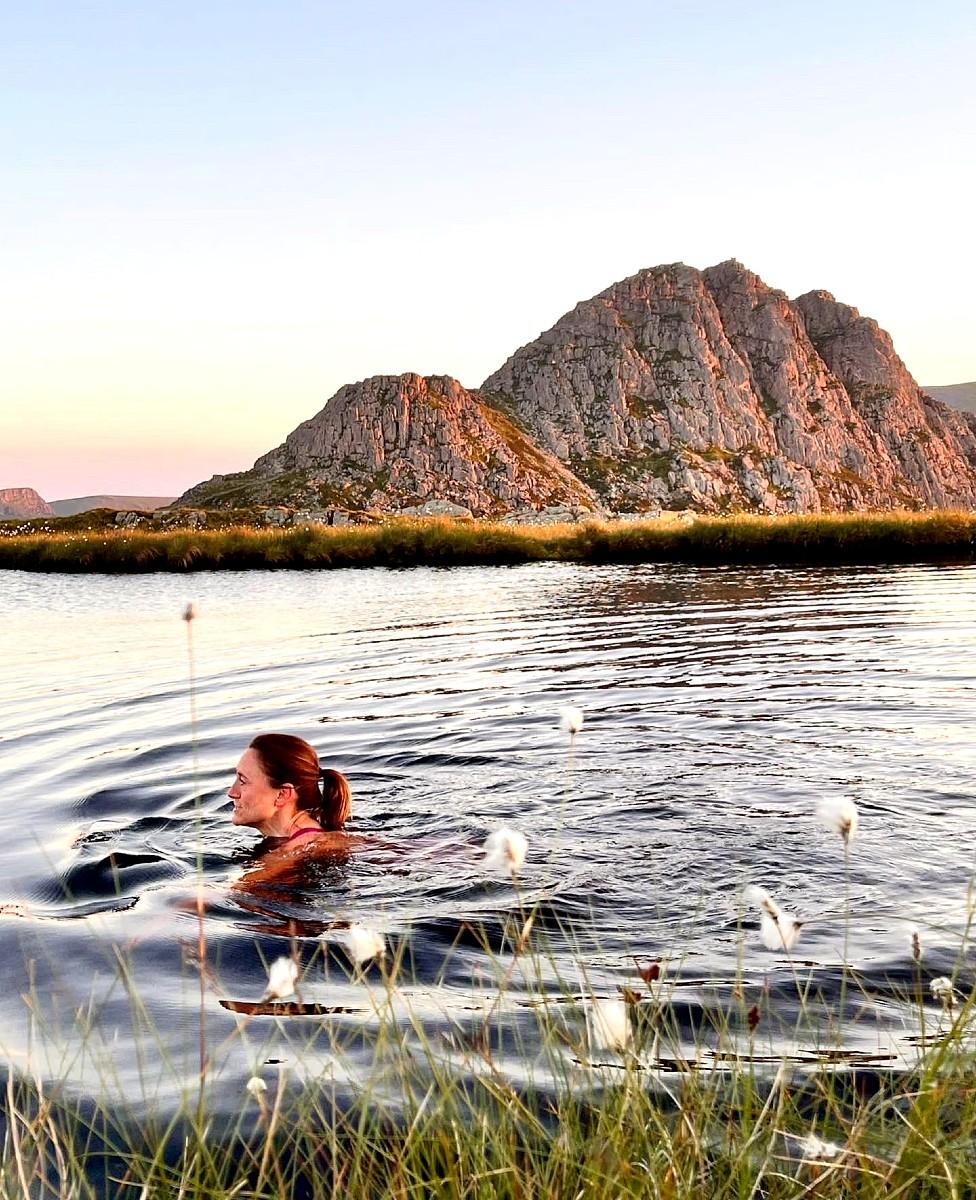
top-left (923, 382), bottom-right (976, 414)
top-left (483, 261), bottom-right (976, 512)
top-left (0, 487), bottom-right (54, 519)
top-left (178, 374), bottom-right (596, 516)
top-left (49, 495), bottom-right (176, 516)
top-left (177, 261), bottom-right (976, 516)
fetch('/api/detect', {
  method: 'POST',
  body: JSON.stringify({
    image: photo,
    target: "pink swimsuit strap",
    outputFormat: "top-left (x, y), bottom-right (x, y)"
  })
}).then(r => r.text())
top-left (284, 826), bottom-right (321, 843)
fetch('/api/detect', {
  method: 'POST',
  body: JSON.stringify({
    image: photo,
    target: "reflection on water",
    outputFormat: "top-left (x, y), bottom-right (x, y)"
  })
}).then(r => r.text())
top-left (0, 561), bottom-right (974, 1115)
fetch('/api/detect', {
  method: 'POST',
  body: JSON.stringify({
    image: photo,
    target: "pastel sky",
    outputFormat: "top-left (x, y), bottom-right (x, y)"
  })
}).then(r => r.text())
top-left (2, 0), bottom-right (973, 500)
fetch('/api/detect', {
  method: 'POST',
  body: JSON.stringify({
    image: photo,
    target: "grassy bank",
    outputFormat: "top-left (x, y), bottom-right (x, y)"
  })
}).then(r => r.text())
top-left (1, 510), bottom-right (975, 572)
top-left (6, 1052), bottom-right (975, 1199)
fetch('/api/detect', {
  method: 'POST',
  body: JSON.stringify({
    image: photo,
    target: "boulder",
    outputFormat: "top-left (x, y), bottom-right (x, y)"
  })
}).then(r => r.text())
top-left (114, 511), bottom-right (147, 528)
top-left (398, 499), bottom-right (473, 518)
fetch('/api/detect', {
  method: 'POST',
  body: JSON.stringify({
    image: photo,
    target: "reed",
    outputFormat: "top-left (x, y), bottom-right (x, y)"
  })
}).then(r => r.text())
top-left (1, 510), bottom-right (975, 573)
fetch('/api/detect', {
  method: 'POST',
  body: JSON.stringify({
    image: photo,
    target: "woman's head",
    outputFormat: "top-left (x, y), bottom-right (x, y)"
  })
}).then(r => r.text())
top-left (228, 733), bottom-right (351, 833)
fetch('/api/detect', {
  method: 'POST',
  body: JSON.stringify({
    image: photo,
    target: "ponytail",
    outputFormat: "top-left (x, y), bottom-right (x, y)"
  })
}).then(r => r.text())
top-left (319, 768), bottom-right (351, 831)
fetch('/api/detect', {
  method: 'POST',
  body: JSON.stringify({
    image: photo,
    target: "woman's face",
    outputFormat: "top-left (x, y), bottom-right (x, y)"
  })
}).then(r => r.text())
top-left (228, 748), bottom-right (281, 829)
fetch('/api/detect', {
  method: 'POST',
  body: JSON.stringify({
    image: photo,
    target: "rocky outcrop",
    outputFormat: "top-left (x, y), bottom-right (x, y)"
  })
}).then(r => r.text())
top-left (178, 373), bottom-right (597, 517)
top-left (923, 382), bottom-right (976, 414)
top-left (483, 261), bottom-right (976, 512)
top-left (0, 488), bottom-right (54, 518)
top-left (398, 499), bottom-right (473, 518)
top-left (793, 289), bottom-right (976, 508)
top-left (176, 262), bottom-right (976, 516)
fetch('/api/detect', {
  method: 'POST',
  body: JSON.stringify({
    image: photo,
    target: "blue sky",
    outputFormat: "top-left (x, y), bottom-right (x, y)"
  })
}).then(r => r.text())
top-left (2, 0), bottom-right (973, 497)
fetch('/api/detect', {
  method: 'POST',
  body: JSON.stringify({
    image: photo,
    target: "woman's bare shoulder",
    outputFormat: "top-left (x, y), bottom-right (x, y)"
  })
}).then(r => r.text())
top-left (301, 829), bottom-right (368, 854)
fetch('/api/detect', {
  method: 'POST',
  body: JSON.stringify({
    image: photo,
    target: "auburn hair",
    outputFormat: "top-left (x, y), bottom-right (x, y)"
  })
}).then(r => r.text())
top-left (248, 733), bottom-right (351, 831)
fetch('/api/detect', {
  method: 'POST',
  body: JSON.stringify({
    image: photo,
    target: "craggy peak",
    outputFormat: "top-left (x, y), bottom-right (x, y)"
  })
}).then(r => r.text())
top-left (0, 487), bottom-right (54, 519)
top-left (177, 261), bottom-right (976, 518)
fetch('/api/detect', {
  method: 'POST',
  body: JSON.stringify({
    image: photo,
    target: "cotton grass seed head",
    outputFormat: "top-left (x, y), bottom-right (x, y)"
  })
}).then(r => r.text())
top-left (745, 885), bottom-right (801, 950)
top-left (797, 1132), bottom-right (842, 1162)
top-left (345, 923), bottom-right (386, 965)
top-left (264, 956), bottom-right (298, 1000)
top-left (586, 997), bottom-right (632, 1054)
top-left (931, 976), bottom-right (955, 1007)
top-left (483, 827), bottom-right (528, 875)
top-left (245, 1076), bottom-right (267, 1099)
top-left (760, 910), bottom-right (802, 952)
top-left (815, 797), bottom-right (859, 847)
top-left (559, 705), bottom-right (584, 736)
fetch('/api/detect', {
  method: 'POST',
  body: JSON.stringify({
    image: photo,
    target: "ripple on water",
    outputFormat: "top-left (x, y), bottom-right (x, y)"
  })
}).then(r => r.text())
top-left (0, 561), bottom-right (974, 1113)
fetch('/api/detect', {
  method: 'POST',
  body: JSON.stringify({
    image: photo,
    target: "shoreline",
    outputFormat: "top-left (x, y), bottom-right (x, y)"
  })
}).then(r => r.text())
top-left (1, 510), bottom-right (975, 573)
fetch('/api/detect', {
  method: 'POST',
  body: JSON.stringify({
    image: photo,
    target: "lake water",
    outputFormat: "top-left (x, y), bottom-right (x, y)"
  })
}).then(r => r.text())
top-left (1, 561), bottom-right (974, 1119)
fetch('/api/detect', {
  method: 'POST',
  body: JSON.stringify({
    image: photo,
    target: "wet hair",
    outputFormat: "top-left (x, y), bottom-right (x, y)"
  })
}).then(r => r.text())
top-left (248, 733), bottom-right (351, 831)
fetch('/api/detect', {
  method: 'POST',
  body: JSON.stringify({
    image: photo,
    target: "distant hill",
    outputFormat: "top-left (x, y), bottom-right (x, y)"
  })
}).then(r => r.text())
top-left (49, 495), bottom-right (176, 516)
top-left (923, 383), bottom-right (976, 414)
top-left (0, 487), bottom-right (55, 518)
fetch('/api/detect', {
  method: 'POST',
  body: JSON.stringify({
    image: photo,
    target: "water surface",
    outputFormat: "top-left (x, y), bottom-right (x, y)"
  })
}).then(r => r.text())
top-left (1, 562), bottom-right (973, 1114)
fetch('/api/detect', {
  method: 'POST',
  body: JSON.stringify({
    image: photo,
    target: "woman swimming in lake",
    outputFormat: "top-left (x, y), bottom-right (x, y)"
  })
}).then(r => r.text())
top-left (229, 733), bottom-right (351, 847)
top-left (172, 734), bottom-right (352, 921)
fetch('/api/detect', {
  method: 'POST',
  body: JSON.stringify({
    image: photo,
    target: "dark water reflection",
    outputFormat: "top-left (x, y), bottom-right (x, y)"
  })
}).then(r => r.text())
top-left (0, 561), bottom-right (974, 1116)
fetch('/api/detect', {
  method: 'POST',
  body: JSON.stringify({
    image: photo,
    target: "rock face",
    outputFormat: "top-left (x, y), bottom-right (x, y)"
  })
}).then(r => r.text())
top-left (0, 488), bottom-right (54, 518)
top-left (177, 262), bottom-right (976, 515)
top-left (483, 261), bottom-right (976, 512)
top-left (178, 373), bottom-right (596, 516)
top-left (921, 382), bottom-right (976, 415)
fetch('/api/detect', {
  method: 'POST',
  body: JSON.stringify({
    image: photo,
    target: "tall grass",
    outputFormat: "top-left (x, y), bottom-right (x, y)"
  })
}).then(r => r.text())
top-left (3, 903), bottom-right (976, 1199)
top-left (1, 510), bottom-right (975, 573)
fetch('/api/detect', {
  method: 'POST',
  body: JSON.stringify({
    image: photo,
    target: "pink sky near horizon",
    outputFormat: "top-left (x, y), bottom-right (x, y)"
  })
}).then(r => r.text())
top-left (0, 444), bottom-right (257, 503)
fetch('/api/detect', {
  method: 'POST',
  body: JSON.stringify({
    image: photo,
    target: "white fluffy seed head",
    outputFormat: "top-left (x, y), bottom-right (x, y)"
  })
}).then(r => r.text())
top-left (586, 998), bottom-right (632, 1053)
top-left (483, 828), bottom-right (528, 875)
top-left (815, 797), bottom-right (859, 847)
top-left (760, 910), bottom-right (802, 952)
top-left (345, 923), bottom-right (386, 965)
top-left (264, 956), bottom-right (298, 1000)
top-left (931, 976), bottom-right (955, 1005)
top-left (245, 1075), bottom-right (267, 1098)
top-left (559, 706), bottom-right (584, 736)
top-left (797, 1133), bottom-right (842, 1161)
